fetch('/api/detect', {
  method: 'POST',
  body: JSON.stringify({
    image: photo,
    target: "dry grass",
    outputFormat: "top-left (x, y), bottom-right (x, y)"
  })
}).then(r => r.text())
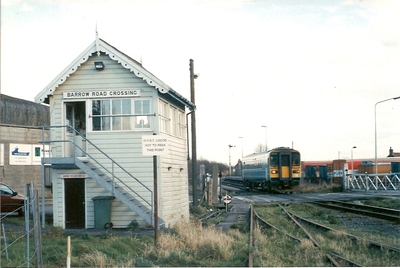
top-left (80, 250), bottom-right (108, 267)
top-left (254, 203), bottom-right (400, 267)
top-left (253, 227), bottom-right (327, 267)
top-left (140, 219), bottom-right (249, 266)
top-left (299, 181), bottom-right (334, 193)
top-left (298, 181), bottom-right (339, 193)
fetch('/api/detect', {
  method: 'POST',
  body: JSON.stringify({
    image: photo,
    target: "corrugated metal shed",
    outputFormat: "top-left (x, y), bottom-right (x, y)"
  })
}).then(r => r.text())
top-left (0, 94), bottom-right (49, 127)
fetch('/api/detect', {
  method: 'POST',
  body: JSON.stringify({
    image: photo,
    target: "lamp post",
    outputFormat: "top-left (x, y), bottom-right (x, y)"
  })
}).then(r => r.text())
top-left (228, 144), bottom-right (235, 176)
top-left (238, 137), bottom-right (243, 159)
top-left (351, 146), bottom-right (356, 174)
top-left (374, 96), bottom-right (400, 174)
top-left (261, 125), bottom-right (267, 152)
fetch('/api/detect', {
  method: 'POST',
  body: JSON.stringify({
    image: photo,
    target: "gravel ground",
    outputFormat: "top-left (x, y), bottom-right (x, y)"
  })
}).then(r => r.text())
top-left (334, 212), bottom-right (400, 244)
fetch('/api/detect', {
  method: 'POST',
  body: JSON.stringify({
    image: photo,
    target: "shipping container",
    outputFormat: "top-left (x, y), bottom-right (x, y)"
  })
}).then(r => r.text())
top-left (358, 163), bottom-right (392, 174)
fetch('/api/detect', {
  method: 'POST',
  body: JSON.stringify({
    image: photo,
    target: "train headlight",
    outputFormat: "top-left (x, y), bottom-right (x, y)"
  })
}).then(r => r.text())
top-left (293, 170), bottom-right (300, 174)
top-left (271, 170), bottom-right (278, 174)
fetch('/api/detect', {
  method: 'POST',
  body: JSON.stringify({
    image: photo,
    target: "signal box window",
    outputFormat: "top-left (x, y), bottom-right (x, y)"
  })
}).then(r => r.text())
top-left (158, 99), bottom-right (185, 138)
top-left (92, 99), bottom-right (151, 131)
top-left (135, 100), bottom-right (151, 129)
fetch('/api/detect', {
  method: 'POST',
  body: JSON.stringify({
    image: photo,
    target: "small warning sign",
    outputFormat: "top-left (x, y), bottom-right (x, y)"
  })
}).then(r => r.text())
top-left (142, 135), bottom-right (169, 156)
top-left (223, 195), bottom-right (232, 204)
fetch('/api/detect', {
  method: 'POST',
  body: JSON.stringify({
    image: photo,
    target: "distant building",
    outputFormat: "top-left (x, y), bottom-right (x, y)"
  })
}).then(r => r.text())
top-left (35, 38), bottom-right (194, 229)
top-left (387, 147), bottom-right (400, 157)
top-left (0, 94), bottom-right (51, 196)
top-left (302, 147), bottom-right (400, 184)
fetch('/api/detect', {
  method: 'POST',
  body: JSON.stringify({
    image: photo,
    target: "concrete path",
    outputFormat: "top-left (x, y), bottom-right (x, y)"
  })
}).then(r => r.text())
top-left (215, 197), bottom-right (251, 231)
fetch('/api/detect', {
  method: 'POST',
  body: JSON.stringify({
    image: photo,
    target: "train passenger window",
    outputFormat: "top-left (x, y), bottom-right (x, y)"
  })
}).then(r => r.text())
top-left (292, 153), bottom-right (300, 166)
top-left (270, 154), bottom-right (278, 167)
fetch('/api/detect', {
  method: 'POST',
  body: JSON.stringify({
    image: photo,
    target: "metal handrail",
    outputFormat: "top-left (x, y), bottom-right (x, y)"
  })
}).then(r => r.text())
top-left (39, 125), bottom-right (153, 209)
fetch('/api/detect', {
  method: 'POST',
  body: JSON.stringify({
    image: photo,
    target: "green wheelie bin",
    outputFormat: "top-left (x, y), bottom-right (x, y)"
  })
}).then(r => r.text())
top-left (92, 196), bottom-right (115, 229)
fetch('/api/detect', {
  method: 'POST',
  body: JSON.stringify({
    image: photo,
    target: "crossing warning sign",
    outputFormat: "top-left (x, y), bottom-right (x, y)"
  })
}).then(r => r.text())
top-left (142, 135), bottom-right (169, 156)
top-left (223, 195), bottom-right (232, 204)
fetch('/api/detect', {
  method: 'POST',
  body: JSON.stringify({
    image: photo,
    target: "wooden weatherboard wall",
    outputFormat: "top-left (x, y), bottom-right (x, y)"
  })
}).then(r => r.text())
top-left (35, 38), bottom-right (192, 229)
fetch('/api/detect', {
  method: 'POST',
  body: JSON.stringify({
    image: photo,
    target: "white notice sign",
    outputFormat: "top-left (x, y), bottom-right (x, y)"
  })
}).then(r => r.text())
top-left (142, 135), bottom-right (169, 156)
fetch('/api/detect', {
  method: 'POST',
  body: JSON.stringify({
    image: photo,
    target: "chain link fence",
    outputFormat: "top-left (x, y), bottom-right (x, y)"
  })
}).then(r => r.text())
top-left (1, 183), bottom-right (42, 267)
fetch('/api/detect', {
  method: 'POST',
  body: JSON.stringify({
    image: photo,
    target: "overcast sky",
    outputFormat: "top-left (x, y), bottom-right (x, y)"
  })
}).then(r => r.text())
top-left (2, 0), bottom-right (400, 165)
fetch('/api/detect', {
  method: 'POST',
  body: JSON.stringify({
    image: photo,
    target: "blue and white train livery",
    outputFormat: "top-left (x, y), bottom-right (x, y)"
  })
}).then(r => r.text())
top-left (242, 147), bottom-right (301, 193)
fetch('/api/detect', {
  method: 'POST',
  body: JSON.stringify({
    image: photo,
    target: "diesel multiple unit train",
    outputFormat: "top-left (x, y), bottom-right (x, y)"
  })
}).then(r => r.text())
top-left (241, 147), bottom-right (301, 193)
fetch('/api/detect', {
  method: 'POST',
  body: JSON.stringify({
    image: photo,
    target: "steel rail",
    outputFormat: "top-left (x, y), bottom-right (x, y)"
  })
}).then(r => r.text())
top-left (277, 203), bottom-right (320, 247)
top-left (198, 210), bottom-right (225, 223)
top-left (328, 200), bottom-right (400, 217)
top-left (254, 204), bottom-right (362, 267)
top-left (248, 205), bottom-right (253, 267)
top-left (328, 252), bottom-right (362, 267)
top-left (288, 211), bottom-right (400, 254)
top-left (276, 203), bottom-right (361, 267)
top-left (253, 209), bottom-right (302, 243)
top-left (312, 201), bottom-right (400, 223)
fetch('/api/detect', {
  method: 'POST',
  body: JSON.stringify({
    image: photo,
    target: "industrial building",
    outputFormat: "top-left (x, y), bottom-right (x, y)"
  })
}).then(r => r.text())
top-left (0, 94), bottom-right (51, 197)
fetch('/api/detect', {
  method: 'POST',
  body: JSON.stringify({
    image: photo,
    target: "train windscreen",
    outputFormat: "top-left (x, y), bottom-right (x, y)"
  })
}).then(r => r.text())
top-left (292, 152), bottom-right (300, 166)
top-left (281, 155), bottom-right (290, 166)
top-left (270, 151), bottom-right (300, 167)
top-left (270, 153), bottom-right (278, 167)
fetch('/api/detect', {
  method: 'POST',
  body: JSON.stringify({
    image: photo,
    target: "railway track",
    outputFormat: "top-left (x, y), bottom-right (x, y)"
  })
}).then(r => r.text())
top-left (252, 202), bottom-right (400, 267)
top-left (222, 177), bottom-right (246, 190)
top-left (197, 210), bottom-right (225, 224)
top-left (313, 200), bottom-right (400, 223)
top-left (253, 205), bottom-right (361, 267)
top-left (288, 211), bottom-right (400, 254)
top-left (201, 188), bottom-right (399, 266)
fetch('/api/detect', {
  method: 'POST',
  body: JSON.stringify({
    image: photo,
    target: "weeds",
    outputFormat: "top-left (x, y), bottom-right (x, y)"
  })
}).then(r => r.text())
top-left (254, 202), bottom-right (399, 267)
top-left (327, 214), bottom-right (339, 224)
top-left (230, 222), bottom-right (247, 232)
top-left (2, 197), bottom-right (398, 266)
top-left (80, 250), bottom-right (108, 267)
top-left (127, 219), bottom-right (139, 231)
top-left (298, 182), bottom-right (336, 193)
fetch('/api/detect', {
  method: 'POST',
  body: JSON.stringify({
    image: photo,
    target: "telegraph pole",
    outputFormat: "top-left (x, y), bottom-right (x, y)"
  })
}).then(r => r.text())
top-left (190, 59), bottom-right (198, 206)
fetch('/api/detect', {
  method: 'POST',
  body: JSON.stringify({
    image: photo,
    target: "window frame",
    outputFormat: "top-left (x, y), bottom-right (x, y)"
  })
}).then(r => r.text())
top-left (158, 99), bottom-right (186, 138)
top-left (91, 98), bottom-right (153, 132)
top-left (159, 100), bottom-right (170, 134)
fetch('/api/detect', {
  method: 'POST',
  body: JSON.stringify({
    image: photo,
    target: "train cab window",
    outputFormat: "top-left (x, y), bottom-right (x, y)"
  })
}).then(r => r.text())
top-left (281, 155), bottom-right (290, 166)
top-left (292, 153), bottom-right (300, 166)
top-left (270, 154), bottom-right (278, 167)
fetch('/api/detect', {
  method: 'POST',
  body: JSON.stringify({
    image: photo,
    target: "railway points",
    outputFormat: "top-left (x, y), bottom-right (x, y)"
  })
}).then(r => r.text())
top-left (252, 201), bottom-right (400, 266)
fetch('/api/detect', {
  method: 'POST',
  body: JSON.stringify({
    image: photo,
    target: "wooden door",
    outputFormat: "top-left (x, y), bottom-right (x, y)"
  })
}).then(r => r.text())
top-left (64, 179), bottom-right (85, 228)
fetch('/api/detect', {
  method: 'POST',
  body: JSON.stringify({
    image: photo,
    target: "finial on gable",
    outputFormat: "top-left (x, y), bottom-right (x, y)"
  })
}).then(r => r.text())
top-left (96, 23), bottom-right (100, 56)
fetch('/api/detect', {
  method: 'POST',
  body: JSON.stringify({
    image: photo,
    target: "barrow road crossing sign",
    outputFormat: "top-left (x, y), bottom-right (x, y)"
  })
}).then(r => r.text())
top-left (142, 135), bottom-right (169, 156)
